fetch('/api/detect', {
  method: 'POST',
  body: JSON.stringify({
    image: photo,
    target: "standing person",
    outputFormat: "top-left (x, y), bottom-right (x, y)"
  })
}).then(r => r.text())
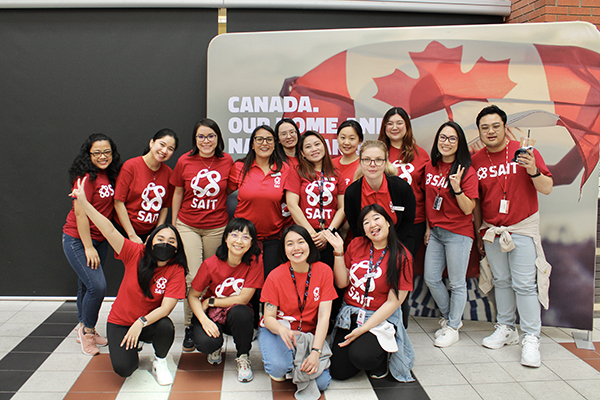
top-left (115, 129), bottom-right (178, 244)
top-left (323, 204), bottom-right (414, 382)
top-left (63, 133), bottom-right (121, 356)
top-left (275, 118), bottom-right (300, 167)
top-left (332, 120), bottom-right (363, 187)
top-left (285, 131), bottom-right (346, 268)
top-left (258, 225), bottom-right (337, 398)
top-left (472, 105), bottom-right (553, 368)
top-left (188, 218), bottom-right (264, 382)
top-left (228, 125), bottom-right (289, 277)
top-left (423, 121), bottom-right (478, 348)
top-left (170, 119), bottom-right (233, 351)
top-left (378, 107), bottom-right (429, 256)
top-left (70, 176), bottom-right (187, 386)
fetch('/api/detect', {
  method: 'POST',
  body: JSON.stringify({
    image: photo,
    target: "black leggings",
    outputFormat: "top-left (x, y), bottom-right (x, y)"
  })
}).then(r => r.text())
top-left (107, 317), bottom-right (175, 378)
top-left (191, 304), bottom-right (254, 357)
top-left (329, 324), bottom-right (387, 380)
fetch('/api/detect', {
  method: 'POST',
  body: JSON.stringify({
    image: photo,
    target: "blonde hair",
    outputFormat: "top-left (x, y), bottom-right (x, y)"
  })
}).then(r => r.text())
top-left (354, 140), bottom-right (398, 180)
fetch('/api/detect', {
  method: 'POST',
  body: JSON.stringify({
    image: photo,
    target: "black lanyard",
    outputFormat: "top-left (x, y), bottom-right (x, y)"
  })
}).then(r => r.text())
top-left (317, 172), bottom-right (325, 229)
top-left (289, 263), bottom-right (312, 331)
top-left (363, 245), bottom-right (388, 308)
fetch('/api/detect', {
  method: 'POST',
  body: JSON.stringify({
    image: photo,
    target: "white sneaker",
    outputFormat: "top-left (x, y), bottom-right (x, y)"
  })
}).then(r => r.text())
top-left (482, 324), bottom-right (519, 349)
top-left (236, 354), bottom-right (253, 382)
top-left (435, 318), bottom-right (463, 338)
top-left (434, 326), bottom-right (460, 348)
top-left (207, 348), bottom-right (222, 365)
top-left (521, 334), bottom-right (541, 368)
top-left (152, 357), bottom-right (173, 385)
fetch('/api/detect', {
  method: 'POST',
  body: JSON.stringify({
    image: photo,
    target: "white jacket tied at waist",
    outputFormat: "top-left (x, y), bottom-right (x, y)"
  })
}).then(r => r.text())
top-left (480, 211), bottom-right (552, 310)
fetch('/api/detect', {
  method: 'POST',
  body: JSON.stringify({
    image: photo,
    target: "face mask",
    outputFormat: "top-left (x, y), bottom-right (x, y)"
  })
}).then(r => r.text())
top-left (152, 243), bottom-right (176, 262)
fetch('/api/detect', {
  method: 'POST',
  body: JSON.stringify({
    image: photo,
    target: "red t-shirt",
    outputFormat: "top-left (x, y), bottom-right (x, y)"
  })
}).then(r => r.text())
top-left (108, 240), bottom-right (186, 326)
top-left (63, 171), bottom-right (114, 241)
top-left (471, 140), bottom-right (551, 227)
top-left (360, 177), bottom-right (398, 226)
top-left (191, 254), bottom-right (264, 298)
top-left (261, 261), bottom-right (337, 333)
top-left (228, 161), bottom-right (290, 240)
top-left (343, 237), bottom-right (413, 310)
top-left (115, 156), bottom-right (173, 235)
top-left (170, 152), bottom-right (233, 229)
top-left (332, 157), bottom-right (360, 188)
top-left (389, 145), bottom-right (430, 224)
top-left (423, 161), bottom-right (479, 239)
top-left (285, 155), bottom-right (299, 169)
top-left (285, 169), bottom-right (347, 230)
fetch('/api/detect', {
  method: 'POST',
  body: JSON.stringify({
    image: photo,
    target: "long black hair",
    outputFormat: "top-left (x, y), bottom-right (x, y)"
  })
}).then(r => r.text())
top-left (278, 225), bottom-right (320, 265)
top-left (275, 118), bottom-right (299, 162)
top-left (357, 204), bottom-right (410, 297)
top-left (215, 218), bottom-right (261, 265)
top-left (237, 125), bottom-right (283, 185)
top-left (430, 121), bottom-right (471, 197)
top-left (143, 128), bottom-right (179, 155)
top-left (190, 118), bottom-right (225, 158)
top-left (138, 223), bottom-right (188, 299)
top-left (68, 133), bottom-right (121, 187)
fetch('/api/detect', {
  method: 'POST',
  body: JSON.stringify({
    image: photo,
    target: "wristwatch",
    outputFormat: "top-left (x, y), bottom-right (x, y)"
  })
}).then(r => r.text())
top-left (139, 316), bottom-right (148, 327)
top-left (208, 297), bottom-right (215, 307)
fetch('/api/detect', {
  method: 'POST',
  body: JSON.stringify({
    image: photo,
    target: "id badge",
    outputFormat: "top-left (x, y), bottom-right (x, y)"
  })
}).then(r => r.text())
top-left (433, 194), bottom-right (443, 211)
top-left (357, 309), bottom-right (366, 327)
top-left (499, 199), bottom-right (510, 214)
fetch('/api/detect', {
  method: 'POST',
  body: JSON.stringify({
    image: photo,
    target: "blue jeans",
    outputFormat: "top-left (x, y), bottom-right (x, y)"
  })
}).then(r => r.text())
top-left (484, 234), bottom-right (540, 336)
top-left (258, 327), bottom-right (331, 391)
top-left (424, 227), bottom-right (473, 330)
top-left (62, 233), bottom-right (108, 328)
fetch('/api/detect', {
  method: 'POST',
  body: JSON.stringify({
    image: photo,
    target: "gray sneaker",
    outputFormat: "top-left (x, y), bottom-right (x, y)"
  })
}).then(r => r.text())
top-left (207, 348), bottom-right (222, 365)
top-left (236, 354), bottom-right (253, 382)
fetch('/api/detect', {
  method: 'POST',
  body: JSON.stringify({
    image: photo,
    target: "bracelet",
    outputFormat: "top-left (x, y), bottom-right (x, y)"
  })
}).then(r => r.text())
top-left (311, 348), bottom-right (322, 354)
top-left (529, 168), bottom-right (541, 178)
top-left (455, 190), bottom-right (463, 195)
top-left (333, 250), bottom-right (344, 257)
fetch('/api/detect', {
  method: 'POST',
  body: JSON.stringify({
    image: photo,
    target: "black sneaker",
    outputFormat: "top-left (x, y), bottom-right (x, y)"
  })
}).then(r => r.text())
top-left (182, 326), bottom-right (195, 352)
top-left (368, 354), bottom-right (389, 379)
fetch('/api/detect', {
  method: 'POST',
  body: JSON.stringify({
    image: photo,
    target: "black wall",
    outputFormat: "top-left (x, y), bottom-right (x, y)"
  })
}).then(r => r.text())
top-left (0, 7), bottom-right (501, 296)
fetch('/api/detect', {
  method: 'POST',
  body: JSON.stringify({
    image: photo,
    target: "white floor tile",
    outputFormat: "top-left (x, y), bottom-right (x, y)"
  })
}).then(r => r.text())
top-left (324, 388), bottom-right (378, 400)
top-left (220, 391), bottom-right (273, 400)
top-left (221, 369), bottom-right (272, 391)
top-left (408, 331), bottom-right (435, 347)
top-left (413, 346), bottom-right (452, 366)
top-left (0, 301), bottom-right (30, 311)
top-left (441, 344), bottom-right (495, 364)
top-left (472, 382), bottom-right (535, 400)
top-left (6, 310), bottom-right (55, 324)
top-left (0, 335), bottom-right (23, 352)
top-left (543, 359), bottom-right (600, 380)
top-left (412, 364), bottom-right (468, 386)
top-left (498, 361), bottom-right (561, 382)
top-left (115, 392), bottom-right (170, 400)
top-left (38, 352), bottom-right (92, 371)
top-left (326, 371), bottom-right (372, 390)
top-left (21, 301), bottom-right (63, 312)
top-left (455, 362), bottom-right (514, 384)
top-left (566, 378), bottom-right (600, 399)
top-left (424, 384), bottom-right (482, 400)
top-left (0, 311), bottom-right (18, 324)
top-left (521, 380), bottom-right (586, 400)
top-left (0, 323), bottom-right (39, 338)
top-left (18, 370), bottom-right (81, 392)
top-left (541, 326), bottom-right (575, 343)
top-left (118, 368), bottom-right (172, 393)
top-left (11, 392), bottom-right (66, 400)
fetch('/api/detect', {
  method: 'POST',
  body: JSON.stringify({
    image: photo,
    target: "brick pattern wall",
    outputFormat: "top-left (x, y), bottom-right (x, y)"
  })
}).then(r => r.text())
top-left (508, 0), bottom-right (600, 29)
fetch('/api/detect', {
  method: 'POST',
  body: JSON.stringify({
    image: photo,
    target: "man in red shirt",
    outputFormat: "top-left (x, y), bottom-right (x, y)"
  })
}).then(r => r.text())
top-left (472, 105), bottom-right (553, 368)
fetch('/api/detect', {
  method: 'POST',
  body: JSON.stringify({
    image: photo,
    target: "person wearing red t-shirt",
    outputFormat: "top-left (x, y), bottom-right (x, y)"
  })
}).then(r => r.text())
top-left (276, 118), bottom-right (300, 168)
top-left (170, 118), bottom-right (233, 351)
top-left (377, 107), bottom-right (429, 256)
top-left (286, 131), bottom-right (346, 269)
top-left (63, 133), bottom-right (121, 356)
top-left (115, 129), bottom-right (177, 244)
top-left (228, 125), bottom-right (289, 277)
top-left (472, 105), bottom-right (553, 368)
top-left (422, 121), bottom-right (478, 348)
top-left (188, 218), bottom-right (264, 382)
top-left (70, 176), bottom-right (188, 386)
top-left (259, 225), bottom-right (337, 394)
top-left (324, 204), bottom-right (414, 382)
top-left (332, 120), bottom-right (363, 188)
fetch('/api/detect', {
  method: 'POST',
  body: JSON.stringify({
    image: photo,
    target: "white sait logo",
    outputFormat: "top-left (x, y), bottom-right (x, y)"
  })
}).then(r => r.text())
top-left (98, 184), bottom-right (114, 198)
top-left (313, 286), bottom-right (320, 301)
top-left (154, 277), bottom-right (167, 294)
top-left (305, 181), bottom-right (334, 206)
top-left (215, 277), bottom-right (244, 297)
top-left (393, 161), bottom-right (415, 185)
top-left (349, 260), bottom-right (383, 292)
top-left (274, 176), bottom-right (281, 188)
top-left (191, 169), bottom-right (221, 197)
top-left (141, 182), bottom-right (166, 211)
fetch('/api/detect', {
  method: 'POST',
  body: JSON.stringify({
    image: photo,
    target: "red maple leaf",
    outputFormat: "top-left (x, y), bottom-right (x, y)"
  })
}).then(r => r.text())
top-left (373, 41), bottom-right (517, 120)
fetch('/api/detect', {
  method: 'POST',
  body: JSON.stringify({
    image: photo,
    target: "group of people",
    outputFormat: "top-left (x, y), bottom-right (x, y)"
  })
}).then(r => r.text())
top-left (62, 104), bottom-right (553, 396)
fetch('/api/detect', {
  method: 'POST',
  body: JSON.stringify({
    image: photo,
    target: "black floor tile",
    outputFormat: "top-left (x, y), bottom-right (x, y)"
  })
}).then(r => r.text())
top-left (0, 352), bottom-right (49, 371)
top-left (369, 373), bottom-right (423, 388)
top-left (0, 392), bottom-right (16, 400)
top-left (0, 370), bottom-right (33, 392)
top-left (29, 323), bottom-right (76, 337)
top-left (44, 312), bottom-right (79, 324)
top-left (11, 337), bottom-right (64, 353)
top-left (56, 301), bottom-right (78, 312)
top-left (374, 387), bottom-right (430, 400)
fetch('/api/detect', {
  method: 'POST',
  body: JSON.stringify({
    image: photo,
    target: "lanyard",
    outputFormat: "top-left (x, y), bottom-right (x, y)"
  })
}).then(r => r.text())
top-left (317, 171), bottom-right (325, 229)
top-left (436, 162), bottom-right (452, 196)
top-left (363, 245), bottom-right (388, 308)
top-left (485, 141), bottom-right (509, 200)
top-left (289, 263), bottom-right (312, 331)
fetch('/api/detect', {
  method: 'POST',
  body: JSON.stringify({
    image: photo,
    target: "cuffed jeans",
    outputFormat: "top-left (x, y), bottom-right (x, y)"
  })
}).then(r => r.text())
top-left (62, 233), bottom-right (108, 329)
top-left (424, 227), bottom-right (472, 330)
top-left (258, 327), bottom-right (331, 391)
top-left (484, 233), bottom-right (541, 337)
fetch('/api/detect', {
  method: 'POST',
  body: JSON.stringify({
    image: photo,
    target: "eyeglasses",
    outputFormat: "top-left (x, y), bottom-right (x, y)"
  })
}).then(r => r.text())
top-left (438, 134), bottom-right (458, 144)
top-left (279, 130), bottom-right (297, 138)
top-left (479, 123), bottom-right (503, 134)
top-left (229, 231), bottom-right (252, 242)
top-left (90, 150), bottom-right (112, 158)
top-left (360, 157), bottom-right (385, 166)
top-left (196, 134), bottom-right (217, 142)
top-left (254, 136), bottom-right (275, 145)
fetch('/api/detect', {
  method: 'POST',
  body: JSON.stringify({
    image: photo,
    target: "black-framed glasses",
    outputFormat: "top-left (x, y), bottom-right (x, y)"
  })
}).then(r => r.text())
top-left (196, 134), bottom-right (217, 142)
top-left (254, 136), bottom-right (275, 145)
top-left (90, 150), bottom-right (112, 158)
top-left (438, 134), bottom-right (458, 144)
top-left (360, 157), bottom-right (385, 166)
